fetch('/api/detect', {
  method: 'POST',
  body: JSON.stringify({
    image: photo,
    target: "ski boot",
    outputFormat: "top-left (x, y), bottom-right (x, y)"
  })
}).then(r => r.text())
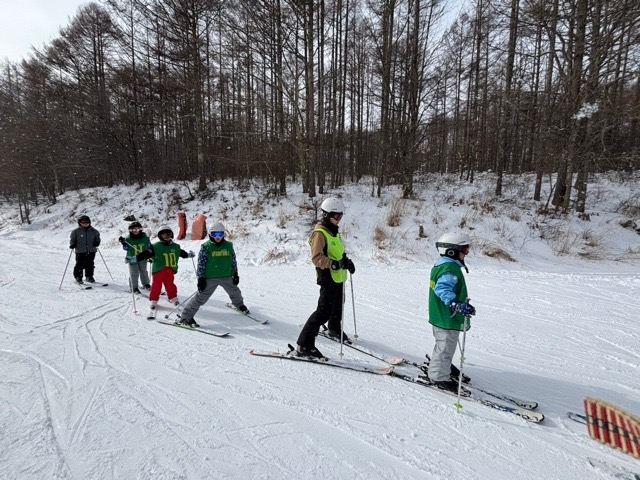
top-left (177, 317), bottom-right (199, 328)
top-left (450, 364), bottom-right (471, 384)
top-left (295, 345), bottom-right (326, 360)
top-left (236, 304), bottom-right (250, 314)
top-left (326, 329), bottom-right (352, 345)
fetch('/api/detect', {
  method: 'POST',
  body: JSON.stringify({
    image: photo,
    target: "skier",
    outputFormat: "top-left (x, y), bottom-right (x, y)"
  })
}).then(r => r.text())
top-left (295, 197), bottom-right (355, 358)
top-left (177, 222), bottom-right (249, 328)
top-left (127, 226), bottom-right (194, 317)
top-left (69, 215), bottom-right (101, 284)
top-left (118, 221), bottom-right (151, 294)
top-left (426, 232), bottom-right (476, 392)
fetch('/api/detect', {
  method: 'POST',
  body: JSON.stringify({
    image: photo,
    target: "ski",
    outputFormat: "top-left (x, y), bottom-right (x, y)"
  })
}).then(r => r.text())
top-left (418, 354), bottom-right (538, 410)
top-left (390, 372), bottom-right (545, 423)
top-left (226, 303), bottom-right (268, 324)
top-left (321, 334), bottom-right (538, 410)
top-left (318, 331), bottom-right (405, 365)
top-left (156, 320), bottom-right (230, 337)
top-left (458, 382), bottom-right (538, 410)
top-left (587, 457), bottom-right (640, 480)
top-left (568, 411), bottom-right (588, 425)
top-left (250, 346), bottom-right (394, 375)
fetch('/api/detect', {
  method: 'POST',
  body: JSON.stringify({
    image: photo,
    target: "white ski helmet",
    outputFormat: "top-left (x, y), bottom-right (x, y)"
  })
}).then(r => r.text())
top-left (320, 197), bottom-right (344, 215)
top-left (210, 222), bottom-right (225, 233)
top-left (436, 232), bottom-right (471, 256)
top-left (157, 226), bottom-right (174, 241)
top-left (209, 222), bottom-right (226, 240)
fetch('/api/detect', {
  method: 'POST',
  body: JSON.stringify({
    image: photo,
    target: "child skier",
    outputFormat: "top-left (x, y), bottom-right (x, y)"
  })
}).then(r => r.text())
top-left (69, 215), bottom-right (101, 284)
top-left (177, 222), bottom-right (249, 328)
top-left (118, 221), bottom-right (152, 294)
top-left (295, 197), bottom-right (355, 358)
top-left (426, 232), bottom-right (476, 392)
top-left (127, 226), bottom-right (194, 318)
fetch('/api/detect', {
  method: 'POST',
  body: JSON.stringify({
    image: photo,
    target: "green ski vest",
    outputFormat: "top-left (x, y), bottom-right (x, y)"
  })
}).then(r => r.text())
top-left (151, 241), bottom-right (182, 274)
top-left (202, 240), bottom-right (235, 278)
top-left (126, 234), bottom-right (151, 258)
top-left (428, 261), bottom-right (470, 331)
top-left (312, 226), bottom-right (347, 284)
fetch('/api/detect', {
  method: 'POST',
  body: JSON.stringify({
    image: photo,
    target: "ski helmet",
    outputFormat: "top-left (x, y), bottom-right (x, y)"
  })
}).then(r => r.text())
top-left (157, 226), bottom-right (174, 242)
top-left (320, 197), bottom-right (344, 219)
top-left (209, 222), bottom-right (226, 240)
top-left (128, 221), bottom-right (142, 230)
top-left (436, 232), bottom-right (471, 257)
top-left (78, 215), bottom-right (91, 225)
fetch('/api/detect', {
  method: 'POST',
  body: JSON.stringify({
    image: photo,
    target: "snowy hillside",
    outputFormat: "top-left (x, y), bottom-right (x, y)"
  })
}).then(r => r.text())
top-left (0, 173), bottom-right (639, 480)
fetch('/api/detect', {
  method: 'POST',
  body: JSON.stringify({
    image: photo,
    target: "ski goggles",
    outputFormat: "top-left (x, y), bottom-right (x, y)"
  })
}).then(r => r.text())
top-left (210, 231), bottom-right (225, 239)
top-left (129, 226), bottom-right (142, 231)
top-left (330, 212), bottom-right (344, 220)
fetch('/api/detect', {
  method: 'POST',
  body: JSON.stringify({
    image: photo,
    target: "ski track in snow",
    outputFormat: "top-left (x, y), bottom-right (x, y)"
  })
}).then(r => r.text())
top-left (1, 235), bottom-right (640, 480)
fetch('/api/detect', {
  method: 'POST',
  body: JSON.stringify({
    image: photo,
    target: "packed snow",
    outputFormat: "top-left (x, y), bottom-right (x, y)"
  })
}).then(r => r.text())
top-left (0, 173), bottom-right (639, 479)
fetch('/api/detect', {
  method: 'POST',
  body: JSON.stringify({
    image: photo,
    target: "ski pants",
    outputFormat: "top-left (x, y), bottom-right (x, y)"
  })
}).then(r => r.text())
top-left (180, 277), bottom-right (244, 321)
top-left (149, 267), bottom-right (178, 303)
top-left (128, 262), bottom-right (150, 290)
top-left (429, 325), bottom-right (461, 382)
top-left (73, 252), bottom-right (96, 279)
top-left (297, 281), bottom-right (344, 348)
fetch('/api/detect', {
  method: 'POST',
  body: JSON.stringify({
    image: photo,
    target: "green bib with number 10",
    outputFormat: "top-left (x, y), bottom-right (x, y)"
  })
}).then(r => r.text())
top-left (151, 241), bottom-right (182, 274)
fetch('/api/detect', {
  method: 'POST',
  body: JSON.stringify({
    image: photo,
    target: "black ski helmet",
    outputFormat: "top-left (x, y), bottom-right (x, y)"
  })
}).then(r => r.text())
top-left (129, 221), bottom-right (142, 230)
top-left (78, 215), bottom-right (91, 225)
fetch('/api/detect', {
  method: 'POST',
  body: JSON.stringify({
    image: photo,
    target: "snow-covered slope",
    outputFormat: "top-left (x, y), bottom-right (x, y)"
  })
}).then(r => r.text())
top-left (0, 174), bottom-right (638, 479)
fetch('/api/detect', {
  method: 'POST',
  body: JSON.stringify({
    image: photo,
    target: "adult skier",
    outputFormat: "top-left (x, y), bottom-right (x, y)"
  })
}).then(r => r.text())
top-left (69, 215), bottom-right (101, 284)
top-left (296, 197), bottom-right (355, 358)
top-left (427, 232), bottom-right (476, 392)
top-left (177, 222), bottom-right (249, 328)
top-left (127, 226), bottom-right (194, 317)
top-left (118, 221), bottom-right (152, 293)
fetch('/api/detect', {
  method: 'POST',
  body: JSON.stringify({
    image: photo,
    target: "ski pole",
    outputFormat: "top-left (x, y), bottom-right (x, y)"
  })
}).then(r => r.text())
top-left (97, 248), bottom-right (114, 281)
top-left (191, 256), bottom-right (197, 274)
top-left (350, 272), bottom-right (358, 340)
top-left (129, 277), bottom-right (138, 314)
top-left (339, 282), bottom-right (346, 358)
top-left (454, 315), bottom-right (470, 413)
top-left (59, 249), bottom-right (73, 290)
top-left (164, 290), bottom-right (198, 320)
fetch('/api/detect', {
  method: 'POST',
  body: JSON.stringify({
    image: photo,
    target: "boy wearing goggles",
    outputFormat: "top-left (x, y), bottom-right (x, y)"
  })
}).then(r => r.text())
top-left (178, 222), bottom-right (249, 328)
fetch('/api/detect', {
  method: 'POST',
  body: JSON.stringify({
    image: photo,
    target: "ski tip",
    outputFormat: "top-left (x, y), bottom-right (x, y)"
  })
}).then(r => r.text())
top-left (387, 357), bottom-right (406, 366)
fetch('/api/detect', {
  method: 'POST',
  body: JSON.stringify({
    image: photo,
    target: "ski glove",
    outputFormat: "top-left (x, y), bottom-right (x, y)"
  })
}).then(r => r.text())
top-left (330, 259), bottom-right (343, 271)
top-left (232, 273), bottom-right (240, 285)
top-left (343, 256), bottom-right (355, 274)
top-left (450, 301), bottom-right (476, 316)
top-left (126, 255), bottom-right (137, 264)
top-left (118, 236), bottom-right (126, 245)
top-left (197, 277), bottom-right (207, 292)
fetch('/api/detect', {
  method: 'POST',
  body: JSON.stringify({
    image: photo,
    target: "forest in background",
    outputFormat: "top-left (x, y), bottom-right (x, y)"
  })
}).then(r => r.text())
top-left (0, 0), bottom-right (638, 223)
